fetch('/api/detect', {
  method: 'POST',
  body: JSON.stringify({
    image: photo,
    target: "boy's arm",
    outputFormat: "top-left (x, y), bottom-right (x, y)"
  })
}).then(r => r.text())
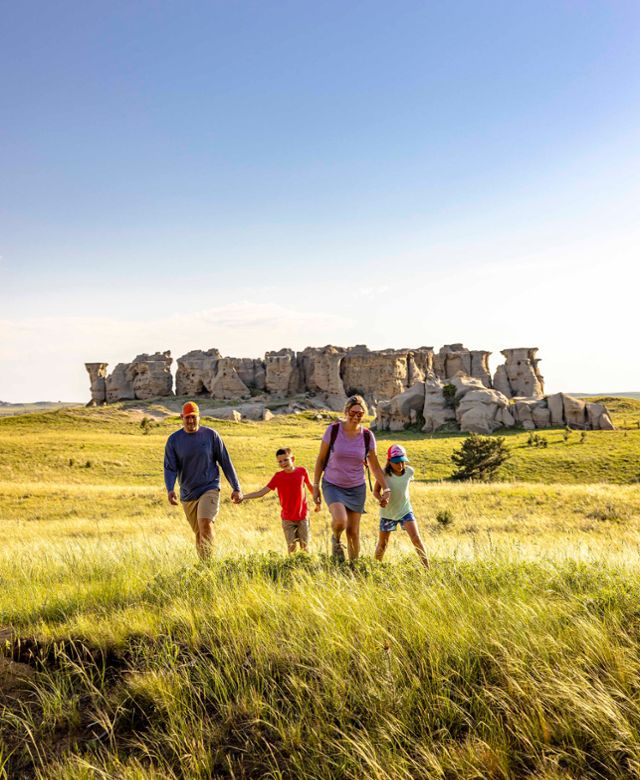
top-left (302, 468), bottom-right (321, 512)
top-left (242, 486), bottom-right (271, 501)
top-left (303, 468), bottom-right (313, 493)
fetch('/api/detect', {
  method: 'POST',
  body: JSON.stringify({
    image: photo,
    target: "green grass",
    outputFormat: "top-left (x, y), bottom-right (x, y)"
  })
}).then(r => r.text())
top-left (1, 403), bottom-right (640, 778)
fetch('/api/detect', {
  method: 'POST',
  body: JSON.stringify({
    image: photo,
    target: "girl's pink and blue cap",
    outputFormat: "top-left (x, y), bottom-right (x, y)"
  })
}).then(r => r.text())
top-left (387, 444), bottom-right (408, 463)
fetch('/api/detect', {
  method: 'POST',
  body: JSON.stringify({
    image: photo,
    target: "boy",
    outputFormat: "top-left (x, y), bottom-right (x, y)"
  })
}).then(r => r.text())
top-left (242, 448), bottom-right (319, 553)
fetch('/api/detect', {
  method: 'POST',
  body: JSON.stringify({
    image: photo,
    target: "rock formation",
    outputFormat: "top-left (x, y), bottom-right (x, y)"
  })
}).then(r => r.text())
top-left (86, 343), bottom-right (614, 432)
top-left (128, 352), bottom-right (173, 400)
top-left (265, 349), bottom-right (301, 397)
top-left (375, 375), bottom-right (613, 433)
top-left (85, 363), bottom-right (108, 406)
top-left (175, 349), bottom-right (221, 397)
top-left (493, 348), bottom-right (544, 399)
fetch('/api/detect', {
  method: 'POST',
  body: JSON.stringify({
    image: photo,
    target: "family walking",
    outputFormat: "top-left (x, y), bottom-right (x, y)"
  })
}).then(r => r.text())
top-left (164, 396), bottom-right (428, 567)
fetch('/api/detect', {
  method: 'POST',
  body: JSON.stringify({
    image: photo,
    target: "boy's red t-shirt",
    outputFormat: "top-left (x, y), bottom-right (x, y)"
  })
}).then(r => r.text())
top-left (267, 467), bottom-right (313, 521)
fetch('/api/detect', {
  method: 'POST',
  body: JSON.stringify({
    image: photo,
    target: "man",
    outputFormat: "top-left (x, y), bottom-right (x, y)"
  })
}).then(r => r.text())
top-left (164, 401), bottom-right (242, 559)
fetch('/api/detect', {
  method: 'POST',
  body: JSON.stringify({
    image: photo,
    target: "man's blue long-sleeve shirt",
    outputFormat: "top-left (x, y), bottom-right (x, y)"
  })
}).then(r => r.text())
top-left (164, 426), bottom-right (241, 501)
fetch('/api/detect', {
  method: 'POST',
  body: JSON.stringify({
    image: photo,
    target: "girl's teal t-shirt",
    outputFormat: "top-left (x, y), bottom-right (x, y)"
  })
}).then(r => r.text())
top-left (381, 465), bottom-right (414, 520)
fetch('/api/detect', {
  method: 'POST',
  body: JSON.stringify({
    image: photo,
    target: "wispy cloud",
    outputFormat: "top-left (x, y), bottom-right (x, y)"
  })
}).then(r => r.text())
top-left (1, 302), bottom-right (351, 360)
top-left (357, 285), bottom-right (390, 299)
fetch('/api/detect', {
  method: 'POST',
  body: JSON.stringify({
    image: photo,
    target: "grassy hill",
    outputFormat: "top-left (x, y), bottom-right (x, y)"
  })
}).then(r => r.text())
top-left (0, 400), bottom-right (81, 417)
top-left (1, 403), bottom-right (640, 778)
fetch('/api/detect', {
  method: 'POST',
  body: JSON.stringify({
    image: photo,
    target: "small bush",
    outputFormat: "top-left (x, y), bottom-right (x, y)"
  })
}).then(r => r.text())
top-left (580, 431), bottom-right (587, 444)
top-left (140, 417), bottom-right (154, 435)
top-left (451, 434), bottom-right (510, 481)
top-left (442, 384), bottom-right (458, 410)
top-left (587, 504), bottom-right (630, 523)
top-left (527, 432), bottom-right (548, 448)
top-left (84, 460), bottom-right (92, 468)
top-left (68, 458), bottom-right (74, 467)
top-left (436, 509), bottom-right (454, 527)
top-left (563, 426), bottom-right (572, 443)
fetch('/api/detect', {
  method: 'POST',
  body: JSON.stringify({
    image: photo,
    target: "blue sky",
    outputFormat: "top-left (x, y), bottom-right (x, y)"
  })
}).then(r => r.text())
top-left (1, 1), bottom-right (639, 400)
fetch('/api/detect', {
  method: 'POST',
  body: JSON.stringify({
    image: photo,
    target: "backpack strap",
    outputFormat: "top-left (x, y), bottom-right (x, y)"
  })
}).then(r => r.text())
top-left (363, 428), bottom-right (371, 460)
top-left (363, 428), bottom-right (373, 491)
top-left (322, 422), bottom-right (341, 472)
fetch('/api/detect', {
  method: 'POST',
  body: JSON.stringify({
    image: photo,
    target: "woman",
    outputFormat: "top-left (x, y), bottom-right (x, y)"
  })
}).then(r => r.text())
top-left (313, 395), bottom-right (389, 562)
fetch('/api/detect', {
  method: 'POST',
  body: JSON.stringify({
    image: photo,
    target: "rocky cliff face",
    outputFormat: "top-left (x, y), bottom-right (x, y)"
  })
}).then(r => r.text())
top-left (86, 344), bottom-right (612, 431)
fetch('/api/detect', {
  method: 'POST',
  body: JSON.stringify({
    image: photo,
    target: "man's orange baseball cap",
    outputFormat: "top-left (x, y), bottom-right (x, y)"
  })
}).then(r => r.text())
top-left (181, 401), bottom-right (200, 417)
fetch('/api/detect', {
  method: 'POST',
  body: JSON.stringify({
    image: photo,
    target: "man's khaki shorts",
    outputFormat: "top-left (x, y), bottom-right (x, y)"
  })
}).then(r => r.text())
top-left (281, 518), bottom-right (309, 546)
top-left (181, 489), bottom-right (220, 533)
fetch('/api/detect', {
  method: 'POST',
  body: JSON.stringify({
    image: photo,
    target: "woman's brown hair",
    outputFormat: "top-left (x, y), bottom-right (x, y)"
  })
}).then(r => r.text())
top-left (343, 394), bottom-right (368, 416)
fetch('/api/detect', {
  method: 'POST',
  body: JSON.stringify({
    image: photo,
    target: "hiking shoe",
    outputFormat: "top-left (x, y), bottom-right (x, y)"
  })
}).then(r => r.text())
top-left (331, 535), bottom-right (346, 563)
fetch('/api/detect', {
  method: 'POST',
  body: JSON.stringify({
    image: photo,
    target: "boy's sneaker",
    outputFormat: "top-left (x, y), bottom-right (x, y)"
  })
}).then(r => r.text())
top-left (331, 535), bottom-right (346, 563)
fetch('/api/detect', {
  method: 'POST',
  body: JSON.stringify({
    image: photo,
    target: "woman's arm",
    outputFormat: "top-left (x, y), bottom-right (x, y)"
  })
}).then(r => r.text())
top-left (313, 440), bottom-right (331, 507)
top-left (368, 451), bottom-right (390, 505)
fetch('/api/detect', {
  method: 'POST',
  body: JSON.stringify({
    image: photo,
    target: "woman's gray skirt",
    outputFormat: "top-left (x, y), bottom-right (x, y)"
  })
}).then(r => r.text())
top-left (322, 480), bottom-right (367, 514)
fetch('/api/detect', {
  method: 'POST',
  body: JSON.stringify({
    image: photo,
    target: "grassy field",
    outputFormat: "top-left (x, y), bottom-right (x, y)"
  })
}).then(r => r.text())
top-left (1, 399), bottom-right (640, 778)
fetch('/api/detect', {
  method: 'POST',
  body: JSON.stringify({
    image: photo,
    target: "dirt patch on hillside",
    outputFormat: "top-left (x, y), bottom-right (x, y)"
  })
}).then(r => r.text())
top-left (0, 627), bottom-right (34, 701)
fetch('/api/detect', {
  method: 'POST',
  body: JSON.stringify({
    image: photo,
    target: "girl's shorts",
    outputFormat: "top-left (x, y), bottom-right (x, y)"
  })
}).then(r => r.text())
top-left (322, 480), bottom-right (367, 514)
top-left (380, 512), bottom-right (415, 533)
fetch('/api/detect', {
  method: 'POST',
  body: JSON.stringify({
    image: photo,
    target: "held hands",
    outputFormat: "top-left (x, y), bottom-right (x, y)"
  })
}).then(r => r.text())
top-left (312, 485), bottom-right (322, 509)
top-left (378, 488), bottom-right (391, 508)
top-left (231, 490), bottom-right (243, 505)
top-left (167, 490), bottom-right (179, 506)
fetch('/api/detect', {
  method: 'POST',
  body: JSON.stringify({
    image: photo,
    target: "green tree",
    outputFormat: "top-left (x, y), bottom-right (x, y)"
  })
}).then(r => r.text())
top-left (451, 434), bottom-right (510, 481)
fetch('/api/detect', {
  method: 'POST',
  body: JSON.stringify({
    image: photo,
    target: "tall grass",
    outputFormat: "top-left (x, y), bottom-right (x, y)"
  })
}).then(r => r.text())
top-left (4, 555), bottom-right (640, 778)
top-left (1, 405), bottom-right (640, 777)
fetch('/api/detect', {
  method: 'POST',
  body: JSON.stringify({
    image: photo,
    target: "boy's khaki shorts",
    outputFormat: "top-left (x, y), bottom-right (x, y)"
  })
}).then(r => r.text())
top-left (281, 518), bottom-right (309, 546)
top-left (181, 489), bottom-right (220, 533)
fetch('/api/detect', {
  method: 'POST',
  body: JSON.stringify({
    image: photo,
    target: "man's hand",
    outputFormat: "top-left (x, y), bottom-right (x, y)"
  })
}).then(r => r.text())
top-left (231, 490), bottom-right (243, 504)
top-left (167, 490), bottom-right (179, 506)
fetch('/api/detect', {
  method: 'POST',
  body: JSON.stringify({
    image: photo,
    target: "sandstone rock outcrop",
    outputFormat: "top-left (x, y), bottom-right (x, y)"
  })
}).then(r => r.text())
top-left (493, 348), bottom-right (544, 399)
top-left (422, 378), bottom-right (457, 433)
top-left (128, 352), bottom-right (173, 401)
top-left (175, 349), bottom-right (221, 397)
top-left (85, 363), bottom-right (108, 406)
top-left (265, 349), bottom-right (301, 397)
top-left (87, 344), bottom-right (614, 433)
top-left (376, 383), bottom-right (426, 432)
top-left (105, 363), bottom-right (136, 403)
top-left (209, 359), bottom-right (251, 400)
top-left (447, 375), bottom-right (513, 434)
top-left (432, 345), bottom-right (492, 387)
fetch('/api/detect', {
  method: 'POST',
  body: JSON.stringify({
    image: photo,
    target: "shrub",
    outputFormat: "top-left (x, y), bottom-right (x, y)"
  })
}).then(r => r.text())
top-left (587, 503), bottom-right (630, 523)
top-left (563, 426), bottom-right (572, 443)
top-left (436, 509), bottom-right (454, 527)
top-left (442, 383), bottom-right (459, 410)
top-left (450, 434), bottom-right (510, 481)
top-left (140, 417), bottom-right (154, 435)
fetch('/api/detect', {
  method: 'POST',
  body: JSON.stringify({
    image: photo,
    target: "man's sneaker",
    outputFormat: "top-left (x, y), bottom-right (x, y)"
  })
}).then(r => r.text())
top-left (331, 535), bottom-right (346, 563)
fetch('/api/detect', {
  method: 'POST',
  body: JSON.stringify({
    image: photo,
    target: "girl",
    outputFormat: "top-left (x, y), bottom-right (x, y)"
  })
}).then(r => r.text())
top-left (313, 395), bottom-right (388, 562)
top-left (374, 444), bottom-right (429, 568)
